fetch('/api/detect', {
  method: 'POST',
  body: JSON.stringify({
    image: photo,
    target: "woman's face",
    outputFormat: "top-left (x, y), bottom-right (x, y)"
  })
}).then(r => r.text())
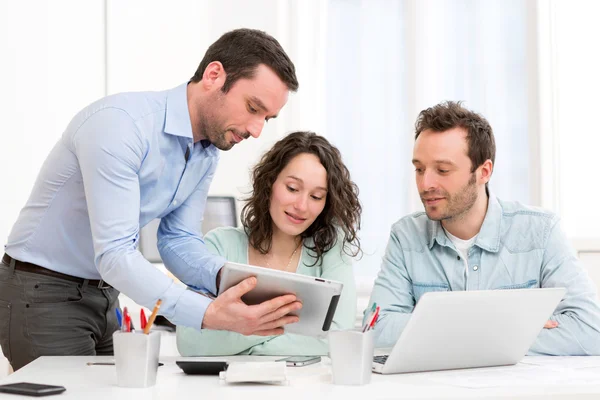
top-left (269, 153), bottom-right (328, 238)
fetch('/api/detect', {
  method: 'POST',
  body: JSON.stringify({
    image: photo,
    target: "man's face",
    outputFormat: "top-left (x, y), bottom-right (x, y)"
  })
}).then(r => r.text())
top-left (197, 64), bottom-right (289, 151)
top-left (412, 127), bottom-right (479, 221)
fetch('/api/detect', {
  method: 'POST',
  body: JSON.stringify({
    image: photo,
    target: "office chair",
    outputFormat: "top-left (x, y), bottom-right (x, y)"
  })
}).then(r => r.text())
top-left (139, 196), bottom-right (238, 263)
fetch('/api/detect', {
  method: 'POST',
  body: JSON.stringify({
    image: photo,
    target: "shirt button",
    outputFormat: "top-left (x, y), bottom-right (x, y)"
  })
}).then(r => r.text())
top-left (173, 200), bottom-right (178, 206)
top-left (457, 255), bottom-right (461, 260)
top-left (473, 265), bottom-right (479, 271)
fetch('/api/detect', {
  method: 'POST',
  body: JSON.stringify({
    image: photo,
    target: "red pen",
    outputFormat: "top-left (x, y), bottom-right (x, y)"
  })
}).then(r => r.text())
top-left (368, 306), bottom-right (380, 331)
top-left (122, 307), bottom-right (131, 332)
top-left (140, 309), bottom-right (147, 330)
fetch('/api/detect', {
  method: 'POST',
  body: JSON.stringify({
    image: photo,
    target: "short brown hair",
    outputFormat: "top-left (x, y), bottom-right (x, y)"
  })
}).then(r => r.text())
top-left (415, 101), bottom-right (496, 172)
top-left (191, 28), bottom-right (299, 93)
top-left (242, 131), bottom-right (362, 266)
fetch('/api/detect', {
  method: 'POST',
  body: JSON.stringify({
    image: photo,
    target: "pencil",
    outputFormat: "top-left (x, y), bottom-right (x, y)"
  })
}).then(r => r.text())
top-left (143, 299), bottom-right (162, 334)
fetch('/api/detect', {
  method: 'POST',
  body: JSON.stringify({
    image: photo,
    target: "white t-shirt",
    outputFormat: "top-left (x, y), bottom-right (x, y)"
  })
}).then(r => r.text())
top-left (444, 229), bottom-right (477, 277)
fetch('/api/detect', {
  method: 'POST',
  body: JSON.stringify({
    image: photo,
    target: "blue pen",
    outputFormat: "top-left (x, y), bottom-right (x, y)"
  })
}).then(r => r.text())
top-left (115, 307), bottom-right (123, 329)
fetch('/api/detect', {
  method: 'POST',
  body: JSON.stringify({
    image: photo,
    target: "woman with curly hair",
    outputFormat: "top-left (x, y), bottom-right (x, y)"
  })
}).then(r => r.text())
top-left (177, 131), bottom-right (362, 356)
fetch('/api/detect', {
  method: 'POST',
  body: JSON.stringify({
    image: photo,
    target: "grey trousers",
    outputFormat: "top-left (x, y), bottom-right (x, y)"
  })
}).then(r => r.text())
top-left (0, 259), bottom-right (120, 371)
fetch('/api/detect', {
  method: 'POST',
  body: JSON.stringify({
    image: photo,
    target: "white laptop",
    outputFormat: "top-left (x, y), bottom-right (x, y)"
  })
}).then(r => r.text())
top-left (372, 287), bottom-right (566, 374)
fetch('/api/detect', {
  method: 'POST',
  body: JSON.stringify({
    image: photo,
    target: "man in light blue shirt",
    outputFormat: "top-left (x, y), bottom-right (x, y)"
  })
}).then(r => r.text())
top-left (0, 28), bottom-right (301, 370)
top-left (368, 101), bottom-right (600, 355)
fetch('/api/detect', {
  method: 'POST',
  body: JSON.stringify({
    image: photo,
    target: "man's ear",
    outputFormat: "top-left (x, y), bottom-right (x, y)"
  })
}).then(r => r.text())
top-left (201, 61), bottom-right (226, 91)
top-left (479, 159), bottom-right (494, 184)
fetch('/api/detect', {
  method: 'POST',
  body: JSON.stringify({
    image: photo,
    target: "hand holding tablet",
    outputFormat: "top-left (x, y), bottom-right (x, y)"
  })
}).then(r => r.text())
top-left (217, 262), bottom-right (343, 338)
top-left (202, 274), bottom-right (302, 336)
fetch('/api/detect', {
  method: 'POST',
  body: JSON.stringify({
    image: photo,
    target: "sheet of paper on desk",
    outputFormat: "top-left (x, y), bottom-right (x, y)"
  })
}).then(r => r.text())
top-left (220, 361), bottom-right (288, 384)
top-left (424, 364), bottom-right (600, 389)
top-left (520, 356), bottom-right (600, 370)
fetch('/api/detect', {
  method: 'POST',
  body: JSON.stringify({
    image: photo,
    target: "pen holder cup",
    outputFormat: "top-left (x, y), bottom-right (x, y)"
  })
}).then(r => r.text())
top-left (328, 329), bottom-right (374, 385)
top-left (113, 331), bottom-right (161, 388)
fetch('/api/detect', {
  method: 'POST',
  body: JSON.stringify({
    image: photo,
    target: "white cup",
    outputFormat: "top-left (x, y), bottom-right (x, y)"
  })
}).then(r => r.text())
top-left (328, 329), bottom-right (374, 385)
top-left (113, 331), bottom-right (161, 388)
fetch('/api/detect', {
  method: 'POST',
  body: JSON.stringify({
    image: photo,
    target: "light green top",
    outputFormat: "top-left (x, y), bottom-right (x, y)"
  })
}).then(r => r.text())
top-left (176, 226), bottom-right (357, 356)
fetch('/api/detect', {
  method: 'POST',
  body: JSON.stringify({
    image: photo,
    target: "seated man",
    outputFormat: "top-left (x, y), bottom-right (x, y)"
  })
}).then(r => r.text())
top-left (368, 101), bottom-right (600, 355)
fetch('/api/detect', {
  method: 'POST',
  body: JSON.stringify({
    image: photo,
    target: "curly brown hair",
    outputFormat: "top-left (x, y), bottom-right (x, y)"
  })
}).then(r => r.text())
top-left (241, 131), bottom-right (362, 266)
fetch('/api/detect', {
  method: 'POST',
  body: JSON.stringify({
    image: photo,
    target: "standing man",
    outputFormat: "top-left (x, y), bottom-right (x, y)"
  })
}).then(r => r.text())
top-left (368, 101), bottom-right (600, 355)
top-left (0, 28), bottom-right (301, 370)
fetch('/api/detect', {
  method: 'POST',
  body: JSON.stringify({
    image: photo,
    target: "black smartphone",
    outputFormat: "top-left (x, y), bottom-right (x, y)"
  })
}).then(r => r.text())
top-left (176, 360), bottom-right (228, 375)
top-left (282, 356), bottom-right (322, 367)
top-left (0, 382), bottom-right (66, 397)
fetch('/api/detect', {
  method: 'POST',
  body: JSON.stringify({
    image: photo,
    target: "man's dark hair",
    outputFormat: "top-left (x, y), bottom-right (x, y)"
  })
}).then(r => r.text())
top-left (191, 28), bottom-right (298, 93)
top-left (415, 101), bottom-right (496, 177)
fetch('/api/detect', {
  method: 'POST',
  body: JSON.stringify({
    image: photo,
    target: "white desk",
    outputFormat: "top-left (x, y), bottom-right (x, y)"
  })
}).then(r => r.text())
top-left (2, 356), bottom-right (600, 399)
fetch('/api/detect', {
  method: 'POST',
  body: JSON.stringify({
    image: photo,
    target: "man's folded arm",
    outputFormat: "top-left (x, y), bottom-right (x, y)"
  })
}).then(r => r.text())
top-left (530, 218), bottom-right (600, 356)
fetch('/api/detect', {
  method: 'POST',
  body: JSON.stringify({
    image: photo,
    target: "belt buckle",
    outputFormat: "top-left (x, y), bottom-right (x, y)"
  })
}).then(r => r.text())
top-left (97, 279), bottom-right (111, 290)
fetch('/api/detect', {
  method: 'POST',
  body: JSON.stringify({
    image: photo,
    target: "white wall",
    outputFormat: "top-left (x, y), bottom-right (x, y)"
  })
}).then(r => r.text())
top-left (545, 0), bottom-right (600, 239)
top-left (106, 0), bottom-right (326, 204)
top-left (0, 0), bottom-right (105, 245)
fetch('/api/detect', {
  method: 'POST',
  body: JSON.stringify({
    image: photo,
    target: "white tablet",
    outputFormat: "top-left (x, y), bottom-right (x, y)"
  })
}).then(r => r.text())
top-left (218, 262), bottom-right (343, 338)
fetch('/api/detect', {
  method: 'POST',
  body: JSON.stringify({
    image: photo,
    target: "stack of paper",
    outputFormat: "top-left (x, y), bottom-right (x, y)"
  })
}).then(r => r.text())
top-left (220, 361), bottom-right (288, 385)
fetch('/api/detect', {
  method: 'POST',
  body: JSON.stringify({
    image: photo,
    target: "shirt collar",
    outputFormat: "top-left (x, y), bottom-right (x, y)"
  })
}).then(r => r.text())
top-left (428, 220), bottom-right (452, 250)
top-left (427, 191), bottom-right (502, 253)
top-left (164, 82), bottom-right (193, 139)
top-left (164, 83), bottom-right (220, 157)
top-left (474, 192), bottom-right (502, 252)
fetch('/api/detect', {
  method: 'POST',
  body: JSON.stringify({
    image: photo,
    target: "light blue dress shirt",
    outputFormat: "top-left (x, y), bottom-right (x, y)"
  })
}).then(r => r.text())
top-left (368, 193), bottom-right (600, 355)
top-left (5, 83), bottom-right (227, 329)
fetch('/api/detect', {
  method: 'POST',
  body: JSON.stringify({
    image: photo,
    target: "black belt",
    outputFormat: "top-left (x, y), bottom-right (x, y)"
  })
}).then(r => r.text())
top-left (2, 254), bottom-right (112, 289)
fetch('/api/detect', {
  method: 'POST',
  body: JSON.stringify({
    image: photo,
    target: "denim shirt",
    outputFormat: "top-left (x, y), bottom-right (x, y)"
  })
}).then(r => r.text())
top-left (368, 193), bottom-right (600, 355)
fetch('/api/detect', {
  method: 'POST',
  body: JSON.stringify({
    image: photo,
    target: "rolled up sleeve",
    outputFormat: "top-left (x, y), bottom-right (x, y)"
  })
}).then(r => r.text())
top-left (530, 217), bottom-right (600, 355)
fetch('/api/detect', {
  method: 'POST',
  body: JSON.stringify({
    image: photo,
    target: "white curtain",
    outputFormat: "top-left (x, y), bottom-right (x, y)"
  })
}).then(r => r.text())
top-left (324, 0), bottom-right (409, 279)
top-left (322, 0), bottom-right (534, 278)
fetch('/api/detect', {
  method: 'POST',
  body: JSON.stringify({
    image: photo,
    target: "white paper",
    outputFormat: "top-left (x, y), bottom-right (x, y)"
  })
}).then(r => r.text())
top-left (520, 356), bottom-right (600, 370)
top-left (424, 363), bottom-right (600, 389)
top-left (221, 361), bottom-right (288, 384)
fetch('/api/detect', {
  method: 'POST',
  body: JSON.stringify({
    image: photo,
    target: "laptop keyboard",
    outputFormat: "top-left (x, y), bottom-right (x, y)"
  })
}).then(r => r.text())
top-left (373, 355), bottom-right (388, 365)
